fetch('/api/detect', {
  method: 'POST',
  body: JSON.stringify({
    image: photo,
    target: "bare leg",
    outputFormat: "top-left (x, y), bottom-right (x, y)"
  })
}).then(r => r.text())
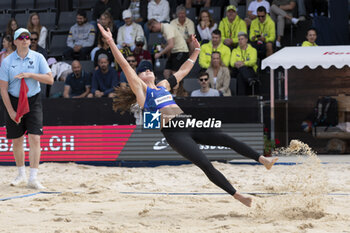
top-left (12, 135), bottom-right (25, 167)
top-left (234, 192), bottom-right (252, 207)
top-left (28, 134), bottom-right (41, 168)
top-left (259, 155), bottom-right (279, 170)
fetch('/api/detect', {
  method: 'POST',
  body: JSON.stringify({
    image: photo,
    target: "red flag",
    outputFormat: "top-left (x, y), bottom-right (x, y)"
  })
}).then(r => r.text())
top-left (15, 79), bottom-right (30, 123)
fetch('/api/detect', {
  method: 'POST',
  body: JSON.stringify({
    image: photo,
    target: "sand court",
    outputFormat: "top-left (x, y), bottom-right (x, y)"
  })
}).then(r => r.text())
top-left (1, 150), bottom-right (350, 232)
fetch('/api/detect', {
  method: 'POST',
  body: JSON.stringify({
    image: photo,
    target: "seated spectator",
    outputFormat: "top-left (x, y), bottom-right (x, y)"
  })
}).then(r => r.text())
top-left (48, 58), bottom-right (72, 82)
top-left (199, 29), bottom-right (231, 69)
top-left (147, 19), bottom-right (189, 79)
top-left (92, 0), bottom-right (128, 29)
top-left (27, 12), bottom-right (48, 49)
top-left (249, 6), bottom-right (275, 58)
top-left (219, 5), bottom-right (247, 49)
top-left (133, 36), bottom-right (152, 66)
top-left (246, 0), bottom-right (270, 25)
top-left (30, 32), bottom-right (48, 59)
top-left (88, 54), bottom-right (119, 98)
top-left (148, 0), bottom-right (170, 23)
top-left (191, 71), bottom-right (220, 97)
top-left (302, 28), bottom-right (317, 47)
top-left (127, 0), bottom-right (148, 27)
top-left (185, 0), bottom-right (210, 8)
top-left (117, 9), bottom-right (145, 51)
top-left (305, 0), bottom-right (328, 18)
top-left (230, 32), bottom-right (258, 96)
top-left (63, 60), bottom-right (91, 98)
top-left (120, 54), bottom-right (138, 88)
top-left (92, 35), bottom-right (115, 68)
top-left (270, 0), bottom-right (300, 48)
top-left (95, 11), bottom-right (118, 43)
top-left (206, 52), bottom-right (231, 96)
top-left (64, 10), bottom-right (96, 60)
top-left (171, 80), bottom-right (189, 97)
top-left (170, 5), bottom-right (195, 53)
top-left (196, 9), bottom-right (217, 44)
top-left (0, 35), bottom-right (16, 67)
top-left (6, 18), bottom-right (18, 37)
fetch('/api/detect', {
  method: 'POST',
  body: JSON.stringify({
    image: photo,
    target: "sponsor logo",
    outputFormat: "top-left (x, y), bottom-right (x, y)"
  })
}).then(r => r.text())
top-left (153, 138), bottom-right (229, 151)
top-left (323, 52), bottom-right (350, 55)
top-left (11, 65), bottom-right (17, 69)
top-left (154, 94), bottom-right (173, 106)
top-left (143, 110), bottom-right (161, 129)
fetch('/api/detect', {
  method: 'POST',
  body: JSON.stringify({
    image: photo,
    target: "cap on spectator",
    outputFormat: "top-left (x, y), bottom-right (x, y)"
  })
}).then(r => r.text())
top-left (238, 31), bottom-right (248, 38)
top-left (14, 28), bottom-right (31, 40)
top-left (136, 60), bottom-right (153, 74)
top-left (226, 5), bottom-right (237, 12)
top-left (98, 53), bottom-right (108, 61)
top-left (47, 57), bottom-right (57, 66)
top-left (135, 36), bottom-right (145, 44)
top-left (122, 9), bottom-right (132, 19)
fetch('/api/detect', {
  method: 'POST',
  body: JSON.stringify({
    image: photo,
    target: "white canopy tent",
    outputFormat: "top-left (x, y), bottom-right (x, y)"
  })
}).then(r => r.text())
top-left (261, 46), bottom-right (350, 140)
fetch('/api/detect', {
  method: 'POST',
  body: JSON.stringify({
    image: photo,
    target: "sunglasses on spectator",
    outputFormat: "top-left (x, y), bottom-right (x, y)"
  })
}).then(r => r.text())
top-left (17, 35), bottom-right (30, 40)
top-left (199, 78), bottom-right (209, 82)
top-left (30, 38), bottom-right (38, 41)
top-left (257, 15), bottom-right (266, 18)
top-left (127, 60), bottom-right (136, 63)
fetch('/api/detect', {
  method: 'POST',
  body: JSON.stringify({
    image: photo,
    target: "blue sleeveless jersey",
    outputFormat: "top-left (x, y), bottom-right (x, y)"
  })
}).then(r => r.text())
top-left (144, 86), bottom-right (176, 111)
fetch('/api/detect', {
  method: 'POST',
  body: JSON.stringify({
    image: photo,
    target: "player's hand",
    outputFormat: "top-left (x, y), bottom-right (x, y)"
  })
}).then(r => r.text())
top-left (191, 34), bottom-right (200, 50)
top-left (9, 111), bottom-right (20, 124)
top-left (98, 23), bottom-right (113, 43)
top-left (14, 73), bottom-right (30, 79)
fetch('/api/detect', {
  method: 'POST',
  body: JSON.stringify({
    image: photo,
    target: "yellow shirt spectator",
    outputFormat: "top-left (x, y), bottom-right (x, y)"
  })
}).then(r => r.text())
top-left (230, 44), bottom-right (258, 72)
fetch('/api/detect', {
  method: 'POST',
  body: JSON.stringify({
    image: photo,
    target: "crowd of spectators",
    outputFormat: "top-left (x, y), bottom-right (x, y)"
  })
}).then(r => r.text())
top-left (0, 0), bottom-right (326, 99)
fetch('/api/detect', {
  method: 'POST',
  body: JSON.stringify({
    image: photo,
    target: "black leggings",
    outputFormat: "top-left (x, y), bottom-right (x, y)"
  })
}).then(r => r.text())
top-left (161, 120), bottom-right (260, 195)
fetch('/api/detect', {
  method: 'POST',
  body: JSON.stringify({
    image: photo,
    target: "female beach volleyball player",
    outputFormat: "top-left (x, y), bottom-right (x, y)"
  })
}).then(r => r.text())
top-left (97, 24), bottom-right (278, 207)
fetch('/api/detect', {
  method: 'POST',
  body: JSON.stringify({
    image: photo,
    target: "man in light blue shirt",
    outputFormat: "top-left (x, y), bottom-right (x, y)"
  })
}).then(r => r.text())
top-left (0, 28), bottom-right (53, 190)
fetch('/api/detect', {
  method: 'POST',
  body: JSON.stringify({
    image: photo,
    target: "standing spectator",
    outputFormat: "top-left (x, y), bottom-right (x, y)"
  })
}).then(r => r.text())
top-left (270, 0), bottom-right (300, 48)
top-left (249, 6), bottom-right (275, 58)
top-left (147, 19), bottom-right (189, 79)
top-left (0, 28), bottom-right (53, 189)
top-left (120, 54), bottom-right (138, 88)
top-left (64, 10), bottom-right (96, 60)
top-left (196, 9), bottom-right (217, 44)
top-left (92, 0), bottom-right (129, 29)
top-left (133, 36), bottom-right (152, 65)
top-left (6, 18), bottom-right (18, 37)
top-left (218, 5), bottom-right (247, 49)
top-left (302, 28), bottom-right (317, 47)
top-left (88, 54), bottom-right (119, 98)
top-left (246, 0), bottom-right (270, 25)
top-left (0, 35), bottom-right (16, 67)
top-left (206, 52), bottom-right (231, 96)
top-left (63, 60), bottom-right (91, 98)
top-left (27, 13), bottom-right (48, 49)
top-left (170, 5), bottom-right (195, 53)
top-left (117, 9), bottom-right (145, 51)
top-left (191, 71), bottom-right (220, 97)
top-left (147, 0), bottom-right (170, 23)
top-left (230, 32), bottom-right (258, 95)
top-left (29, 32), bottom-right (48, 59)
top-left (126, 0), bottom-right (148, 26)
top-left (199, 29), bottom-right (231, 69)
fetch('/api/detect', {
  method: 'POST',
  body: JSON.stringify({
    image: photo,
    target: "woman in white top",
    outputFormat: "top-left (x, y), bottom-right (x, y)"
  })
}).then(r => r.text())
top-left (27, 12), bottom-right (48, 49)
top-left (196, 9), bottom-right (217, 43)
top-left (206, 51), bottom-right (231, 96)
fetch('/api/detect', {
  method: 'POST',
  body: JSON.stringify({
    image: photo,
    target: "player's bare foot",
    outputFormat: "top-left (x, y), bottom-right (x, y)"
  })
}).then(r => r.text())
top-left (233, 192), bottom-right (252, 207)
top-left (259, 156), bottom-right (278, 170)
